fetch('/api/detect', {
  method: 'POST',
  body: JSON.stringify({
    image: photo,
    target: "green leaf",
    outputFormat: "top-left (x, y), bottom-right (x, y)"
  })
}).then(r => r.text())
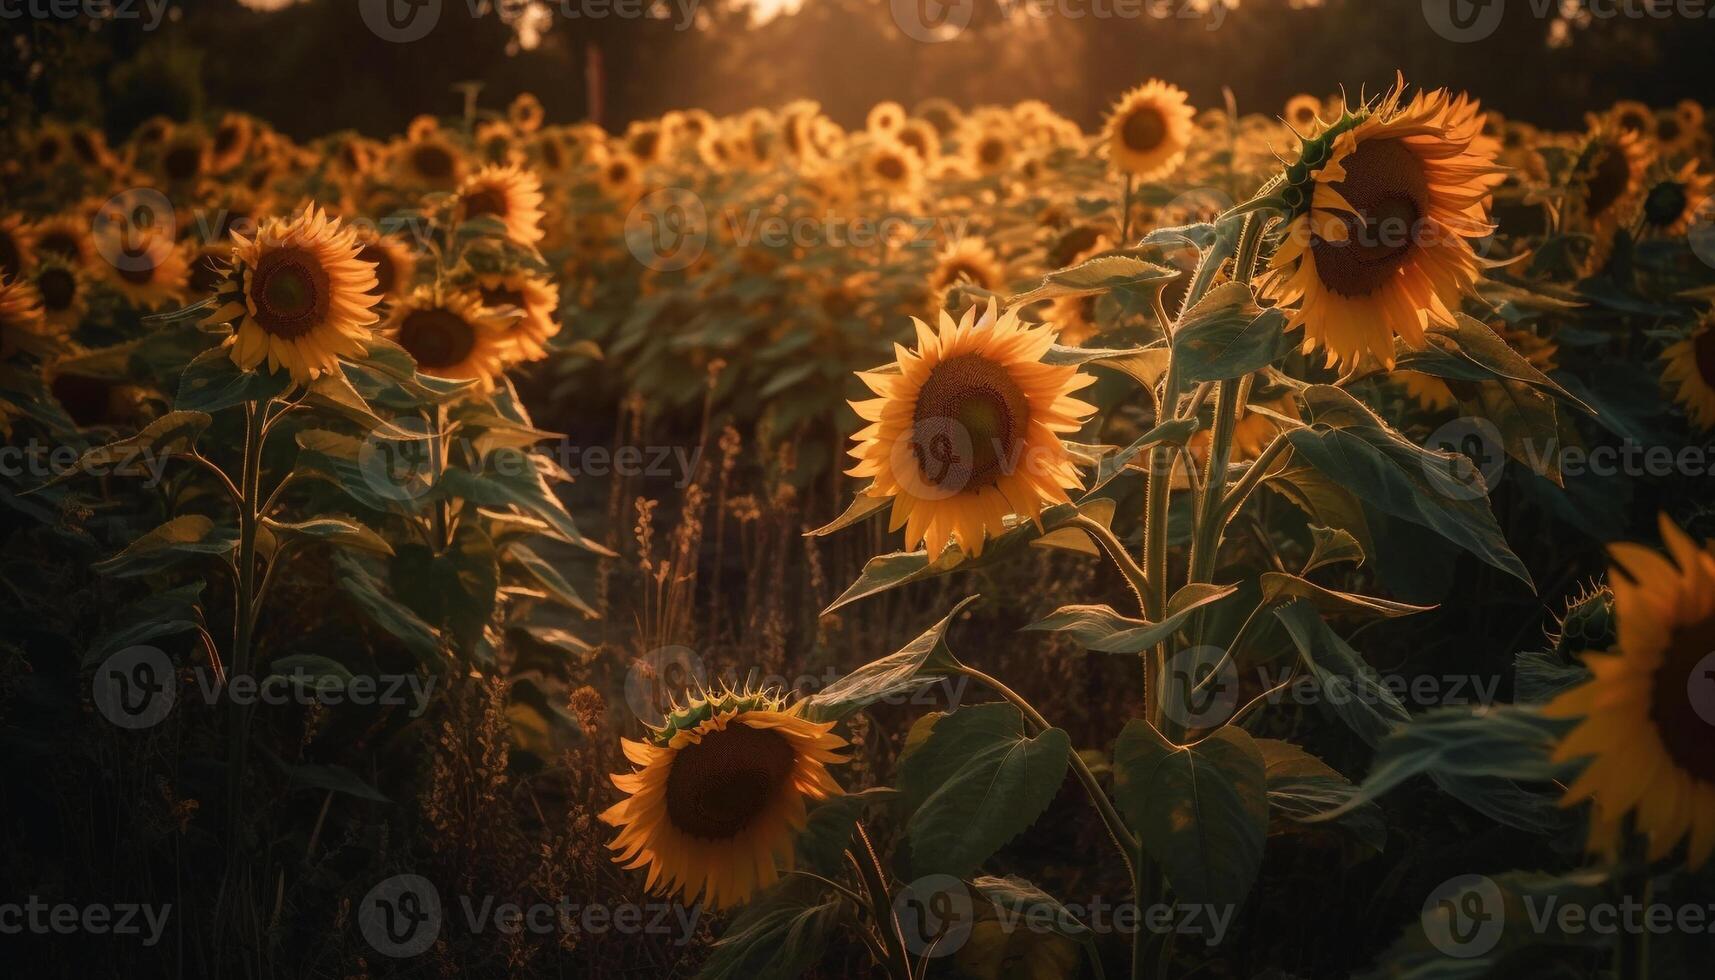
top-left (1011, 254), bottom-right (1178, 305)
top-left (264, 515), bottom-right (394, 556)
top-left (38, 410), bottom-right (212, 489)
top-left (503, 543), bottom-right (598, 618)
top-left (697, 880), bottom-right (842, 980)
top-left (175, 346), bottom-right (293, 413)
top-left (899, 702), bottom-right (1072, 878)
top-left (1396, 314), bottom-right (1592, 414)
top-left (267, 653), bottom-right (355, 692)
top-left (800, 596), bottom-right (976, 723)
top-left (1081, 417), bottom-right (1199, 497)
top-left (1513, 651), bottom-right (1589, 704)
top-left (93, 515), bottom-right (239, 578)
top-left (437, 448), bottom-right (614, 557)
top-left (85, 582), bottom-right (206, 665)
top-left (1302, 525), bottom-right (1364, 573)
top-left (804, 489), bottom-right (889, 537)
top-left (293, 428), bottom-right (430, 513)
top-left (1113, 722), bottom-right (1267, 913)
top-left (1042, 344), bottom-right (1172, 391)
top-left (390, 524), bottom-right (499, 655)
top-left (304, 370), bottom-right (422, 440)
top-left (794, 788), bottom-right (900, 876)
top-left (1256, 738), bottom-right (1385, 857)
top-left (1170, 281), bottom-right (1292, 382)
top-left (332, 550), bottom-right (445, 664)
top-left (1274, 601), bottom-right (1411, 747)
top-left (1258, 572), bottom-right (1433, 619)
top-left (1022, 582), bottom-right (1237, 653)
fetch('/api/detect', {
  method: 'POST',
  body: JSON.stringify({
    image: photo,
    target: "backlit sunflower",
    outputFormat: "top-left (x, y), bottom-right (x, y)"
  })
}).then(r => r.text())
top-left (896, 119), bottom-right (941, 167)
top-left (210, 207), bottom-right (380, 384)
top-left (0, 214), bottom-right (34, 279)
top-left (625, 121), bottom-right (667, 164)
top-left (1661, 317), bottom-right (1715, 431)
top-left (867, 101), bottom-right (906, 136)
top-left (474, 269), bottom-right (560, 361)
top-left (846, 301), bottom-right (1095, 557)
top-left (1104, 80), bottom-right (1196, 181)
top-left (475, 120), bottom-right (520, 165)
top-left (927, 237), bottom-right (1007, 308)
top-left (209, 113), bottom-right (256, 174)
top-left (393, 133), bottom-right (467, 191)
top-left (33, 260), bottom-right (87, 331)
top-left (352, 229), bottom-right (417, 303)
top-left (0, 275), bottom-right (57, 361)
top-left (596, 152), bottom-right (644, 202)
top-left (1571, 124), bottom-right (1652, 268)
top-left (157, 128), bottom-right (210, 185)
top-left (1285, 94), bottom-right (1324, 134)
top-left (1545, 515), bottom-right (1715, 867)
top-left (601, 687), bottom-right (847, 911)
top-left (509, 92), bottom-right (544, 134)
top-left (385, 287), bottom-right (511, 391)
top-left (966, 131), bottom-right (1012, 177)
top-left (1608, 100), bottom-right (1655, 139)
top-left (862, 139), bottom-right (921, 198)
top-left (1638, 160), bottom-right (1713, 239)
top-left (456, 164), bottom-right (546, 246)
top-left (31, 214), bottom-right (96, 270)
top-left (1262, 80), bottom-right (1502, 370)
top-left (98, 226), bottom-right (189, 309)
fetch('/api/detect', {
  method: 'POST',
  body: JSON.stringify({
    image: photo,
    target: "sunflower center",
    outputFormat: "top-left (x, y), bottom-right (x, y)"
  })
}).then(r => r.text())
top-left (37, 268), bottom-right (76, 311)
top-left (1121, 106), bottom-right (1168, 153)
top-left (38, 230), bottom-right (81, 261)
top-left (979, 139), bottom-right (1004, 166)
top-left (214, 123), bottom-right (241, 156)
top-left (911, 353), bottom-right (1030, 492)
top-left (1658, 117), bottom-right (1682, 142)
top-left (1584, 143), bottom-right (1632, 219)
top-left (1643, 182), bottom-right (1689, 228)
top-left (875, 155), bottom-right (906, 182)
top-left (1648, 610), bottom-right (1715, 785)
top-left (937, 261), bottom-right (987, 290)
top-left (397, 308), bottom-right (476, 369)
top-left (664, 721), bottom-right (796, 840)
top-left (631, 131), bottom-right (660, 160)
top-left (355, 243), bottom-right (397, 297)
top-left (249, 247), bottom-right (330, 339)
top-left (163, 144), bottom-right (201, 181)
top-left (462, 187), bottom-right (509, 222)
top-left (1310, 138), bottom-right (1430, 299)
top-left (412, 144), bottom-right (454, 180)
top-left (1695, 328), bottom-right (1715, 389)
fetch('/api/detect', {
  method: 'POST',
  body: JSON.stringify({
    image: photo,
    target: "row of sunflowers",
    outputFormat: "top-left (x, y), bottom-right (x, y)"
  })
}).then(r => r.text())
top-left (3, 72), bottom-right (1715, 978)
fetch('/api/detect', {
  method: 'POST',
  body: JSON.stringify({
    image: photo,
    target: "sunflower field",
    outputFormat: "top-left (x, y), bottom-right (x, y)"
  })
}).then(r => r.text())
top-left (4, 4), bottom-right (1715, 979)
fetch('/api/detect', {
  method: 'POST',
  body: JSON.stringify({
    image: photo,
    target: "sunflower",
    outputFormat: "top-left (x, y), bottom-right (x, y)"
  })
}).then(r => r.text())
top-left (966, 130), bottom-right (1013, 177)
top-left (352, 229), bottom-right (417, 303)
top-left (596, 151), bottom-right (644, 202)
top-left (1043, 235), bottom-right (1115, 346)
top-left (510, 92), bottom-right (545, 133)
top-left (0, 275), bottom-right (57, 361)
top-left (1608, 100), bottom-right (1655, 139)
top-left (1545, 515), bottom-right (1715, 867)
top-left (601, 687), bottom-right (847, 911)
top-left (0, 214), bottom-right (34, 280)
top-left (67, 125), bottom-right (116, 172)
top-left (1262, 81), bottom-right (1502, 370)
top-left (625, 121), bottom-right (667, 164)
top-left (1654, 109), bottom-right (1696, 156)
top-left (1396, 371), bottom-right (1456, 412)
top-left (33, 260), bottom-right (88, 331)
top-left (927, 237), bottom-right (1007, 308)
top-left (210, 207), bottom-right (380, 384)
top-left (473, 269), bottom-right (560, 361)
top-left (393, 133), bottom-right (467, 191)
top-left (1638, 160), bottom-right (1713, 239)
top-left (1104, 80), bottom-right (1196, 181)
top-left (385, 287), bottom-right (512, 391)
top-left (475, 120), bottom-right (520, 165)
top-left (1571, 124), bottom-right (1652, 268)
top-left (456, 164), bottom-right (546, 246)
top-left (157, 128), bottom-right (210, 185)
top-left (896, 119), bottom-right (941, 167)
top-left (862, 139), bottom-right (921, 198)
top-left (98, 226), bottom-right (189, 310)
top-left (847, 301), bottom-right (1095, 557)
top-left (1285, 94), bottom-right (1324, 134)
top-left (867, 101), bottom-right (906, 136)
top-left (209, 112), bottom-right (256, 174)
top-left (1661, 317), bottom-right (1715, 431)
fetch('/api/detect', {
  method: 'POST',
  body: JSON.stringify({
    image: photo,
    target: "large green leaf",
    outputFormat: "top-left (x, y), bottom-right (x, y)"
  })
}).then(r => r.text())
top-left (1021, 583), bottom-right (1237, 653)
top-left (697, 880), bottom-right (843, 980)
top-left (1258, 572), bottom-right (1433, 619)
top-left (84, 582), bottom-right (206, 665)
top-left (503, 542), bottom-right (598, 618)
top-left (38, 410), bottom-right (211, 489)
top-left (437, 448), bottom-right (613, 556)
top-left (175, 347), bottom-right (293, 413)
top-left (1113, 722), bottom-right (1267, 914)
top-left (899, 702), bottom-right (1072, 878)
top-left (264, 515), bottom-right (394, 556)
top-left (1274, 601), bottom-right (1411, 747)
top-left (794, 787), bottom-right (900, 876)
top-left (1256, 738), bottom-right (1385, 858)
top-left (800, 596), bottom-right (975, 723)
top-left (391, 524), bottom-right (499, 655)
top-left (1170, 281), bottom-right (1292, 382)
top-left (93, 515), bottom-right (238, 578)
top-left (332, 550), bottom-right (445, 664)
top-left (1011, 254), bottom-right (1178, 305)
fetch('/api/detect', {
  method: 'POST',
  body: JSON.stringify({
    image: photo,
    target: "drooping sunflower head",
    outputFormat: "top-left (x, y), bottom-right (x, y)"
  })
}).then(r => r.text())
top-left (1545, 515), bottom-right (1715, 867)
top-left (212, 206), bottom-right (381, 385)
top-left (847, 301), bottom-right (1096, 557)
top-left (927, 237), bottom-right (1007, 309)
top-left (385, 287), bottom-right (513, 392)
top-left (1662, 316), bottom-right (1715, 431)
top-left (1570, 124), bottom-right (1653, 247)
top-left (472, 268), bottom-right (560, 361)
top-left (1104, 80), bottom-right (1196, 181)
top-left (455, 164), bottom-right (546, 246)
top-left (1262, 79), bottom-right (1503, 370)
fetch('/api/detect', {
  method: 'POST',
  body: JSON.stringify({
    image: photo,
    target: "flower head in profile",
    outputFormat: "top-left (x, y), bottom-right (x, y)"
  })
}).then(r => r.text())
top-left (211, 206), bottom-right (381, 385)
top-left (1262, 78), bottom-right (1504, 370)
top-left (847, 301), bottom-right (1096, 557)
top-left (473, 269), bottom-right (560, 362)
top-left (601, 685), bottom-right (847, 910)
top-left (1545, 516), bottom-right (1715, 868)
top-left (1662, 316), bottom-right (1715, 431)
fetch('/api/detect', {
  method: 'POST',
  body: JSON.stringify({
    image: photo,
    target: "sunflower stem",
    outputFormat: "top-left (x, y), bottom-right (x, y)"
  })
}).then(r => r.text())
top-left (1120, 174), bottom-right (1135, 242)
top-left (222, 397), bottom-right (268, 938)
top-left (1070, 514), bottom-right (1149, 618)
top-left (850, 822), bottom-right (912, 980)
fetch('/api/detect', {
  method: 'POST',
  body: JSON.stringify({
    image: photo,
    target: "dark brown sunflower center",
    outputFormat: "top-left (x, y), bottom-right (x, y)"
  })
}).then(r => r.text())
top-left (1658, 117), bottom-right (1682, 142)
top-left (664, 722), bottom-right (796, 840)
top-left (631, 131), bottom-right (660, 160)
top-left (899, 129), bottom-right (927, 157)
top-left (1121, 106), bottom-right (1168, 153)
top-left (1584, 143), bottom-right (1632, 219)
top-left (875, 155), bottom-right (906, 182)
top-left (1619, 110), bottom-right (1650, 134)
top-left (911, 353), bottom-right (1030, 492)
top-left (163, 144), bottom-right (201, 181)
top-left (1648, 610), bottom-right (1715, 785)
top-left (37, 137), bottom-right (62, 165)
top-left (214, 124), bottom-right (241, 156)
top-left (979, 139), bottom-right (1004, 166)
top-left (462, 187), bottom-right (509, 221)
top-left (1695, 328), bottom-right (1715, 389)
top-left (480, 285), bottom-right (525, 310)
top-left (1643, 182), bottom-right (1689, 228)
top-left (1310, 138), bottom-right (1430, 299)
top-left (37, 268), bottom-right (76, 310)
top-left (411, 144), bottom-right (454, 180)
top-left (606, 162), bottom-right (632, 184)
top-left (117, 252), bottom-right (159, 286)
top-left (249, 247), bottom-right (330, 339)
top-left (356, 244), bottom-right (397, 297)
top-left (70, 131), bottom-right (99, 163)
top-left (397, 308), bottom-right (476, 369)
top-left (35, 230), bottom-right (77, 261)
top-left (540, 140), bottom-right (564, 170)
top-left (937, 261), bottom-right (988, 291)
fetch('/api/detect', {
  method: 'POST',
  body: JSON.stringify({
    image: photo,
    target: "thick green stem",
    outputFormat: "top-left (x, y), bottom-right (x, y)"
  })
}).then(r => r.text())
top-left (1070, 514), bottom-right (1149, 617)
top-left (226, 399), bottom-right (266, 850)
top-left (850, 822), bottom-right (912, 980)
